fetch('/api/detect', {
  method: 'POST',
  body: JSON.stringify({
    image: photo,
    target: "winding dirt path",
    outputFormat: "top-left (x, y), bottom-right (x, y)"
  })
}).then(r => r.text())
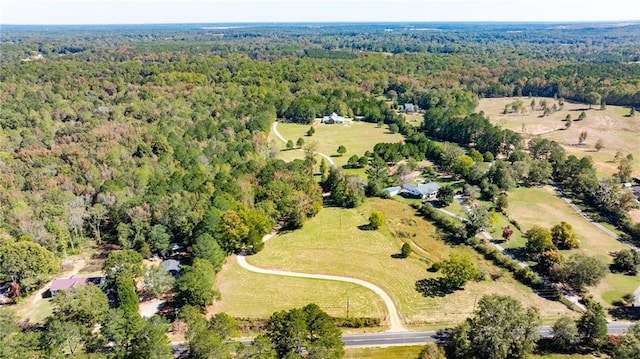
top-left (236, 232), bottom-right (406, 332)
top-left (271, 121), bottom-right (335, 166)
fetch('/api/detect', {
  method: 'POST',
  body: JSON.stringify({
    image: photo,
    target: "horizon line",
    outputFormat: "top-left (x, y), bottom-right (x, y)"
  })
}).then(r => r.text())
top-left (3, 20), bottom-right (640, 26)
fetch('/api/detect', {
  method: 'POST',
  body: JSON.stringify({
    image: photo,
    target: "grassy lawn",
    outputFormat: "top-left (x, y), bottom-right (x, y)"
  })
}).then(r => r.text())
top-left (214, 258), bottom-right (385, 320)
top-left (590, 272), bottom-right (640, 307)
top-left (403, 112), bottom-right (424, 127)
top-left (271, 121), bottom-right (404, 167)
top-left (504, 186), bottom-right (636, 307)
top-left (478, 97), bottom-right (640, 177)
top-left (13, 297), bottom-right (54, 324)
top-left (487, 209), bottom-right (527, 250)
top-left (345, 345), bottom-right (423, 359)
top-left (506, 186), bottom-right (628, 258)
top-left (245, 198), bottom-right (570, 326)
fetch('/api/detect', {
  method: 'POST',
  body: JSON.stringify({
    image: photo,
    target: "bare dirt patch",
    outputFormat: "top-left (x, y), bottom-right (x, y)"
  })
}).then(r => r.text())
top-left (629, 208), bottom-right (640, 223)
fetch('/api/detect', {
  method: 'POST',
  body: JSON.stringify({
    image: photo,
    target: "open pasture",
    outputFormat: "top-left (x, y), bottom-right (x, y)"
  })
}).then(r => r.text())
top-left (243, 198), bottom-right (570, 326)
top-left (477, 97), bottom-right (640, 177)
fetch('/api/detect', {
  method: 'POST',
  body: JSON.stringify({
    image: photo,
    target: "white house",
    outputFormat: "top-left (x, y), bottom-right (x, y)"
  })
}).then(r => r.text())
top-left (322, 112), bottom-right (347, 124)
top-left (401, 182), bottom-right (440, 199)
top-left (403, 103), bottom-right (417, 112)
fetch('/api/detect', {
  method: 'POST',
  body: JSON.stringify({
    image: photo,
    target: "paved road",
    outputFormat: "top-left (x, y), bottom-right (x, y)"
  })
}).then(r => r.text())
top-left (271, 121), bottom-right (335, 166)
top-left (237, 255), bottom-right (406, 332)
top-left (173, 322), bottom-right (637, 355)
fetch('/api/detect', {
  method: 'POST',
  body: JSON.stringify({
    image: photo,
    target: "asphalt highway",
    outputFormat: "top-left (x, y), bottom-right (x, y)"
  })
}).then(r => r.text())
top-left (172, 321), bottom-right (637, 356)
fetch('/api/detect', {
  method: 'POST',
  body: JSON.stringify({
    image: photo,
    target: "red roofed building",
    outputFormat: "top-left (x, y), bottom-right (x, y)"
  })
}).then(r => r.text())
top-left (50, 276), bottom-right (104, 296)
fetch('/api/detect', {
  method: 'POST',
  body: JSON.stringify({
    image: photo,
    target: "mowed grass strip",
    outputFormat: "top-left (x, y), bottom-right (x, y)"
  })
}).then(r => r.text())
top-left (477, 97), bottom-right (640, 177)
top-left (214, 257), bottom-right (385, 319)
top-left (272, 121), bottom-right (404, 167)
top-left (247, 198), bottom-right (570, 326)
top-left (345, 345), bottom-right (423, 359)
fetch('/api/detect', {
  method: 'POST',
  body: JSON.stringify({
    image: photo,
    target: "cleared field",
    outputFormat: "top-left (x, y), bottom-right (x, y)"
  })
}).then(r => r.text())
top-left (214, 258), bottom-right (385, 319)
top-left (345, 345), bottom-right (422, 359)
top-left (477, 97), bottom-right (640, 177)
top-left (246, 198), bottom-right (570, 326)
top-left (13, 297), bottom-right (54, 324)
top-left (504, 186), bottom-right (635, 306)
top-left (346, 347), bottom-right (596, 359)
top-left (506, 186), bottom-right (628, 258)
top-left (590, 271), bottom-right (640, 307)
top-left (271, 121), bottom-right (404, 167)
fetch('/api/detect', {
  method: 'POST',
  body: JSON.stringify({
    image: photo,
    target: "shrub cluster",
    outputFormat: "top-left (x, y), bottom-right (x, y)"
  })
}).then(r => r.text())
top-left (334, 317), bottom-right (381, 328)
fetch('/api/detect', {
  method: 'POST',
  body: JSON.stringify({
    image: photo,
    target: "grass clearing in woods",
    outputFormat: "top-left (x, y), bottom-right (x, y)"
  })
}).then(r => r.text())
top-left (477, 97), bottom-right (640, 178)
top-left (244, 198), bottom-right (571, 326)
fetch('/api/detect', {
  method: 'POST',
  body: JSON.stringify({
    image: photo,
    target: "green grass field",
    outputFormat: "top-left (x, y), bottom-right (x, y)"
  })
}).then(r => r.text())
top-left (501, 186), bottom-right (637, 306)
top-left (242, 198), bottom-right (570, 326)
top-left (214, 258), bottom-right (385, 319)
top-left (271, 121), bottom-right (404, 167)
top-left (477, 97), bottom-right (640, 177)
top-left (506, 186), bottom-right (629, 257)
top-left (345, 345), bottom-right (423, 359)
top-left (345, 347), bottom-right (596, 359)
top-left (13, 297), bottom-right (54, 324)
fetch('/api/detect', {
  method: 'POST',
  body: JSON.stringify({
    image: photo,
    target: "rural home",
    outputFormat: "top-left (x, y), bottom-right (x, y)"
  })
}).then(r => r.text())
top-left (403, 103), bottom-right (417, 112)
top-left (401, 182), bottom-right (440, 199)
top-left (50, 276), bottom-right (104, 296)
top-left (322, 112), bottom-right (350, 124)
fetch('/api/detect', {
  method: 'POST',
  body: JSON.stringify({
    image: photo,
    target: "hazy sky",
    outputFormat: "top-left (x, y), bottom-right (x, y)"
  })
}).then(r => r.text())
top-left (2, 0), bottom-right (639, 25)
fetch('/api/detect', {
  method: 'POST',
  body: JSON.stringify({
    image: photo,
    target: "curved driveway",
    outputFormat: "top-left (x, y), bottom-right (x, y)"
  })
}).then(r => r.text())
top-left (272, 121), bottom-right (335, 166)
top-left (265, 122), bottom-right (402, 331)
top-left (236, 255), bottom-right (406, 332)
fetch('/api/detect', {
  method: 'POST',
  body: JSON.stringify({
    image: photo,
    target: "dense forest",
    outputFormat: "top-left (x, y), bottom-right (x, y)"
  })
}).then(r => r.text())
top-left (1, 22), bottom-right (640, 358)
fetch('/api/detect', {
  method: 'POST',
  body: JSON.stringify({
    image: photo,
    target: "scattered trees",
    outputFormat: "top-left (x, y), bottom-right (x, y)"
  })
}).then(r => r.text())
top-left (52, 284), bottom-right (109, 327)
top-left (551, 316), bottom-right (580, 353)
top-left (0, 240), bottom-right (58, 292)
top-left (266, 303), bottom-right (344, 359)
top-left (440, 254), bottom-right (480, 289)
top-left (551, 221), bottom-right (579, 249)
top-left (192, 233), bottom-right (226, 272)
top-left (336, 145), bottom-right (347, 156)
top-left (368, 210), bottom-right (385, 229)
top-left (525, 225), bottom-right (555, 257)
top-left (436, 185), bottom-right (455, 206)
top-left (448, 295), bottom-right (539, 359)
top-left (610, 249), bottom-right (640, 274)
top-left (577, 297), bottom-right (608, 349)
top-left (142, 265), bottom-right (175, 299)
top-left (400, 243), bottom-right (412, 258)
top-left (554, 254), bottom-right (607, 292)
top-left (612, 323), bottom-right (640, 359)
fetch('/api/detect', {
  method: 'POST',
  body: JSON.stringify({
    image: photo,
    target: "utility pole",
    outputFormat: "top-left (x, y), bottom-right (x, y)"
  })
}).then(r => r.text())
top-left (346, 294), bottom-right (350, 319)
